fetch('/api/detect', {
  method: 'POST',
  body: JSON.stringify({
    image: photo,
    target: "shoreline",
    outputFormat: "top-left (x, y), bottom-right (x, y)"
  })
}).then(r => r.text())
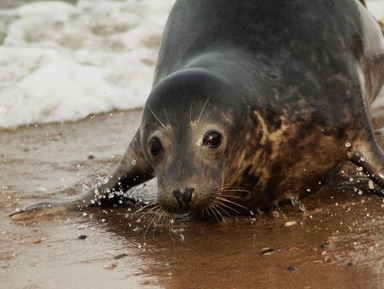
top-left (2, 108), bottom-right (384, 288)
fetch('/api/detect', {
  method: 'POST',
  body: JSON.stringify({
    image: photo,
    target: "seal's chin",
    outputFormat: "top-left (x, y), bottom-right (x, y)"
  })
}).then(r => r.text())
top-left (159, 200), bottom-right (208, 215)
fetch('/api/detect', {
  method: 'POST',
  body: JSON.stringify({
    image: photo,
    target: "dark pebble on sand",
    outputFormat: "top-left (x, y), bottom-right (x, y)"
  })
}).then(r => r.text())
top-left (113, 253), bottom-right (128, 260)
top-left (88, 155), bottom-right (95, 160)
top-left (346, 262), bottom-right (354, 266)
top-left (78, 235), bottom-right (87, 240)
top-left (287, 266), bottom-right (298, 272)
top-left (260, 248), bottom-right (274, 255)
top-left (321, 243), bottom-right (332, 249)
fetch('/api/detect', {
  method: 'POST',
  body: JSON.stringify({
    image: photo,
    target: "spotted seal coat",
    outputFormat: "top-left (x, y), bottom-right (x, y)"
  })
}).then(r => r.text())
top-left (11, 0), bottom-right (384, 219)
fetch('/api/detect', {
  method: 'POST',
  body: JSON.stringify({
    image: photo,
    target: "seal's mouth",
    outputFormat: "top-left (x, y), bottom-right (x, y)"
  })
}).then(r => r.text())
top-left (158, 187), bottom-right (251, 219)
top-left (131, 188), bottom-right (250, 234)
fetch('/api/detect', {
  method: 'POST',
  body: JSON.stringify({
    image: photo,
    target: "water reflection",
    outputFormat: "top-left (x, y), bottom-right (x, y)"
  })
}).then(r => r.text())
top-left (91, 186), bottom-right (384, 289)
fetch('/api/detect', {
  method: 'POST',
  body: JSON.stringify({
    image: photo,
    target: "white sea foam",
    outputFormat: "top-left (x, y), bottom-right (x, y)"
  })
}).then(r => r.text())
top-left (0, 0), bottom-right (383, 128)
top-left (0, 0), bottom-right (175, 128)
top-left (367, 0), bottom-right (384, 20)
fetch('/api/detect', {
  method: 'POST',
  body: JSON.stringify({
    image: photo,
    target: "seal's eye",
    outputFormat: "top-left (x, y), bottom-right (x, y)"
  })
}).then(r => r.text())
top-left (149, 137), bottom-right (163, 156)
top-left (203, 131), bottom-right (222, 149)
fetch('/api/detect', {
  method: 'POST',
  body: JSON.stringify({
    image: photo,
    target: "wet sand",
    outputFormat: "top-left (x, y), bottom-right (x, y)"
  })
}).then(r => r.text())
top-left (2, 108), bottom-right (384, 288)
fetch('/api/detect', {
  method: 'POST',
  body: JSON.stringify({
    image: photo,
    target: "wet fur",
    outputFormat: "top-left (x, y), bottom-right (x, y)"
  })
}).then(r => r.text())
top-left (11, 0), bottom-right (384, 221)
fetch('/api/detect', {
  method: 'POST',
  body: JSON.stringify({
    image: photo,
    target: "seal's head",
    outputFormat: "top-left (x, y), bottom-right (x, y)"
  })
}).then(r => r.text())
top-left (141, 68), bottom-right (249, 215)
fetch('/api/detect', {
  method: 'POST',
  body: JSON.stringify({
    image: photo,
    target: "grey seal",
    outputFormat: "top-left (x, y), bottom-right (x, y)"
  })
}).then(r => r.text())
top-left (11, 0), bottom-right (384, 219)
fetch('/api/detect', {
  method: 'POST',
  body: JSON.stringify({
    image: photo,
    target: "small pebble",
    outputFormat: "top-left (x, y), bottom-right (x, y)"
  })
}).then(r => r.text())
top-left (346, 262), bottom-right (354, 266)
top-left (260, 248), bottom-right (274, 255)
top-left (104, 262), bottom-right (118, 270)
top-left (113, 253), bottom-right (128, 260)
top-left (287, 266), bottom-right (298, 272)
top-left (288, 246), bottom-right (299, 251)
top-left (78, 235), bottom-right (87, 240)
top-left (284, 221), bottom-right (298, 227)
top-left (321, 243), bottom-right (332, 249)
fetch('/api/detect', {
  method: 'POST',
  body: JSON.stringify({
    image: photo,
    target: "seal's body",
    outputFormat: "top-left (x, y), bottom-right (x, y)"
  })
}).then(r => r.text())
top-left (11, 0), bottom-right (384, 219)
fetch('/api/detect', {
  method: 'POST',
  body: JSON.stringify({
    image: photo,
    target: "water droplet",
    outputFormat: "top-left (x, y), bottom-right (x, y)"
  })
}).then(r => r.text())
top-left (299, 203), bottom-right (306, 212)
top-left (357, 166), bottom-right (363, 172)
top-left (358, 190), bottom-right (363, 195)
top-left (131, 159), bottom-right (137, 166)
top-left (360, 156), bottom-right (366, 162)
top-left (369, 180), bottom-right (375, 190)
top-left (345, 142), bottom-right (351, 148)
top-left (290, 196), bottom-right (300, 206)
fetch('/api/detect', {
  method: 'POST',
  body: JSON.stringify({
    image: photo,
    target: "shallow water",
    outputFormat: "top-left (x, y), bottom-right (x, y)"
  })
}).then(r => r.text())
top-left (3, 109), bottom-right (384, 288)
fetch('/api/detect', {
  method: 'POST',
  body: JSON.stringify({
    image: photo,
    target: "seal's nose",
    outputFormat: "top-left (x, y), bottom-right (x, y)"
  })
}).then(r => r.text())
top-left (172, 188), bottom-right (195, 208)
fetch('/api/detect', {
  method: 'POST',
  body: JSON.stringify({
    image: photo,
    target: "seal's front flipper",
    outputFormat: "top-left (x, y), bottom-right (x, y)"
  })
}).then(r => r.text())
top-left (349, 138), bottom-right (384, 189)
top-left (10, 130), bottom-right (155, 220)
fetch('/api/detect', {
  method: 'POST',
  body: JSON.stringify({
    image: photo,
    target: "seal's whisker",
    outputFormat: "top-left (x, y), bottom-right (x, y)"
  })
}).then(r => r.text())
top-left (132, 201), bottom-right (158, 215)
top-left (202, 206), bottom-right (210, 217)
top-left (158, 210), bottom-right (168, 234)
top-left (163, 108), bottom-right (170, 125)
top-left (218, 193), bottom-right (244, 201)
top-left (204, 202), bottom-right (220, 222)
top-left (216, 196), bottom-right (248, 211)
top-left (199, 111), bottom-right (212, 124)
top-left (210, 201), bottom-right (225, 220)
top-left (148, 105), bottom-right (166, 129)
top-left (215, 199), bottom-right (241, 214)
top-left (165, 212), bottom-right (175, 239)
top-left (217, 186), bottom-right (251, 196)
top-left (189, 103), bottom-right (193, 123)
top-left (215, 185), bottom-right (239, 190)
top-left (207, 204), bottom-right (220, 222)
top-left (132, 202), bottom-right (160, 219)
top-left (144, 206), bottom-right (163, 237)
top-left (197, 95), bottom-right (211, 124)
top-left (147, 122), bottom-right (164, 130)
top-left (151, 207), bottom-right (167, 237)
top-left (213, 201), bottom-right (233, 217)
top-left (221, 190), bottom-right (251, 200)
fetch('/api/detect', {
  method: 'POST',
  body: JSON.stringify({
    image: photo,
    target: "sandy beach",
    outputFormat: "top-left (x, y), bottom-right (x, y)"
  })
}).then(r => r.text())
top-left (2, 108), bottom-right (384, 288)
top-left (3, 0), bottom-right (384, 288)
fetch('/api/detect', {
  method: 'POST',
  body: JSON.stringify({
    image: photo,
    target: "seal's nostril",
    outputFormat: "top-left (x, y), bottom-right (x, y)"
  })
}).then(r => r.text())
top-left (172, 190), bottom-right (183, 208)
top-left (183, 188), bottom-right (194, 204)
top-left (172, 188), bottom-right (195, 208)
